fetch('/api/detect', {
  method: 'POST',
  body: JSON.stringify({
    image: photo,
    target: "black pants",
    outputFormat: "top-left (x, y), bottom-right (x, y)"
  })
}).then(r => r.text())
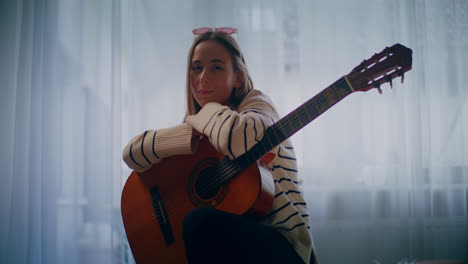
top-left (182, 207), bottom-right (305, 264)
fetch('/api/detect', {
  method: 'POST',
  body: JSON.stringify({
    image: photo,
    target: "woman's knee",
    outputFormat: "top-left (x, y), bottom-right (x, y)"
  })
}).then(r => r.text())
top-left (182, 206), bottom-right (223, 241)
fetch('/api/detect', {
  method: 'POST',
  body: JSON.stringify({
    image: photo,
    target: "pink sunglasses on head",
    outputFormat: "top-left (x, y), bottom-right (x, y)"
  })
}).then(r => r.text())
top-left (192, 27), bottom-right (238, 35)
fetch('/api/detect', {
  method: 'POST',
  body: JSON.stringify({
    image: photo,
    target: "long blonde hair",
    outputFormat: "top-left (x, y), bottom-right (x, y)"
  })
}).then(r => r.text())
top-left (184, 32), bottom-right (254, 118)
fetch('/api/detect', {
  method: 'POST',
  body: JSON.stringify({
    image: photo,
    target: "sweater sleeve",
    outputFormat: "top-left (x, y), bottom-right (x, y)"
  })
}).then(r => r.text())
top-left (122, 123), bottom-right (194, 172)
top-left (185, 90), bottom-right (278, 160)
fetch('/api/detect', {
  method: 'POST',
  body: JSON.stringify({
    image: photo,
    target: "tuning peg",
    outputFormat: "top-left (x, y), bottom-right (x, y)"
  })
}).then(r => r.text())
top-left (385, 75), bottom-right (393, 88)
top-left (374, 83), bottom-right (382, 94)
top-left (398, 71), bottom-right (405, 84)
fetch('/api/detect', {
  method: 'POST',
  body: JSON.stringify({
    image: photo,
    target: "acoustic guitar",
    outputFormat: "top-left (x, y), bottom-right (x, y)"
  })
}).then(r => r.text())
top-left (121, 43), bottom-right (413, 263)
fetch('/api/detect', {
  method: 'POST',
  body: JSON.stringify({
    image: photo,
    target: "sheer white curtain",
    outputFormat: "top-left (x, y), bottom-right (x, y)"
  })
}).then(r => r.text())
top-left (1, 0), bottom-right (467, 263)
top-left (1, 0), bottom-right (125, 263)
top-left (296, 1), bottom-right (468, 263)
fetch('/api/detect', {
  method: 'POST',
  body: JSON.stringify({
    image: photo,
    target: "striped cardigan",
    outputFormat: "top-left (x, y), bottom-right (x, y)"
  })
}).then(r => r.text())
top-left (122, 90), bottom-right (315, 264)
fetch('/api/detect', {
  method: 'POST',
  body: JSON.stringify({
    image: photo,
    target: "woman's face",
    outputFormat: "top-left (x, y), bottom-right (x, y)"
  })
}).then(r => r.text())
top-left (190, 40), bottom-right (242, 108)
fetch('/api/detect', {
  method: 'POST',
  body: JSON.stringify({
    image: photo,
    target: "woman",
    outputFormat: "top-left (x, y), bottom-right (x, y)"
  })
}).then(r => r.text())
top-left (123, 27), bottom-right (317, 264)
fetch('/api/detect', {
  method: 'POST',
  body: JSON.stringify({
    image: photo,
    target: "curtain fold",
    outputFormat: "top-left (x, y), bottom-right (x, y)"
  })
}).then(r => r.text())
top-left (1, 0), bottom-right (467, 263)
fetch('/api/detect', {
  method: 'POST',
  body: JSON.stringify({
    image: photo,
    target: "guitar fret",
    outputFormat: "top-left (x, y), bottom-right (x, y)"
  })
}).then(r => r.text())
top-left (235, 77), bottom-right (353, 169)
top-left (222, 78), bottom-right (352, 180)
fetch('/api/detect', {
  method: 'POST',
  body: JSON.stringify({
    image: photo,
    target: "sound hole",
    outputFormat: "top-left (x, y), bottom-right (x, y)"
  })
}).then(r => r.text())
top-left (187, 157), bottom-right (228, 207)
top-left (195, 166), bottom-right (221, 200)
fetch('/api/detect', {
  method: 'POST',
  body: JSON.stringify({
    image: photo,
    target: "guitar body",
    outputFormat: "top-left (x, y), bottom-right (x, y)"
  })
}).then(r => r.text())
top-left (121, 138), bottom-right (275, 264)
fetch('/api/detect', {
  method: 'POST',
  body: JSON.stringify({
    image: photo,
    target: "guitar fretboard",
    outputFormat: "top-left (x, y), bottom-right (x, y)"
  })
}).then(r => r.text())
top-left (238, 76), bottom-right (353, 168)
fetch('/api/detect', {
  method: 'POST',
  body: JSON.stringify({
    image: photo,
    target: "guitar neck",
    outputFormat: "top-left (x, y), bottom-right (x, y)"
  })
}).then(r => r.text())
top-left (238, 76), bottom-right (353, 167)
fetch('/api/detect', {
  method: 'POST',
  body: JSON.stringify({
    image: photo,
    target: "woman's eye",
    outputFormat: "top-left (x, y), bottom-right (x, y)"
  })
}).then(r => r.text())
top-left (213, 65), bottom-right (223, 70)
top-left (192, 66), bottom-right (202, 72)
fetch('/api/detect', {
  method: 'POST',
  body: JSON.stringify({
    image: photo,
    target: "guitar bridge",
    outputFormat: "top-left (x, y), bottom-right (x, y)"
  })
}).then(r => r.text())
top-left (150, 186), bottom-right (174, 245)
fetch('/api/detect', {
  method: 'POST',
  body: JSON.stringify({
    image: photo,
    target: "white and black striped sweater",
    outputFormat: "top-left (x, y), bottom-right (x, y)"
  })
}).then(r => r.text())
top-left (122, 90), bottom-right (314, 264)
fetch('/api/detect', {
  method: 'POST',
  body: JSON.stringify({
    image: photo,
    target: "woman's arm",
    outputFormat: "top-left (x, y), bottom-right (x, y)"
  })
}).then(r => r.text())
top-left (186, 90), bottom-right (278, 160)
top-left (122, 123), bottom-right (195, 172)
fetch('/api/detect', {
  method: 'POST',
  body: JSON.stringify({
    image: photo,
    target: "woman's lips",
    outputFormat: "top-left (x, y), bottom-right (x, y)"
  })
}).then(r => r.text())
top-left (198, 90), bottom-right (214, 96)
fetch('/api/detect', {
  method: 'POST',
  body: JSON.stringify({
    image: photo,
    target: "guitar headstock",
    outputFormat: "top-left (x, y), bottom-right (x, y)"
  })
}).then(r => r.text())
top-left (346, 43), bottom-right (412, 94)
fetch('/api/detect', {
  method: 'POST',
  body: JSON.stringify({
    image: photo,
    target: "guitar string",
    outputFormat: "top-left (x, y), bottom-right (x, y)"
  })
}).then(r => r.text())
top-left (152, 78), bottom-right (352, 217)
top-left (145, 59), bottom-right (406, 221)
top-left (193, 78), bottom-right (351, 194)
top-left (150, 69), bottom-right (404, 225)
top-left (162, 68), bottom-right (404, 219)
top-left (197, 82), bottom-right (342, 185)
top-left (156, 68), bottom-right (405, 215)
top-left (188, 77), bottom-right (352, 199)
top-left (152, 103), bottom-right (323, 218)
top-left (149, 79), bottom-right (356, 230)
